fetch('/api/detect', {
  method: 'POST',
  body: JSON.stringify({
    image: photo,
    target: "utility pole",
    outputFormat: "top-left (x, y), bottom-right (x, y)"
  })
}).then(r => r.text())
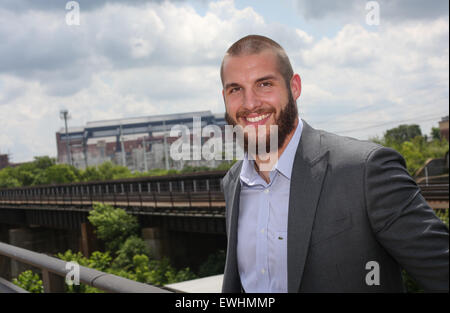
top-left (60, 110), bottom-right (73, 166)
top-left (143, 137), bottom-right (148, 172)
top-left (83, 133), bottom-right (88, 169)
top-left (163, 120), bottom-right (169, 170)
top-left (120, 124), bottom-right (126, 167)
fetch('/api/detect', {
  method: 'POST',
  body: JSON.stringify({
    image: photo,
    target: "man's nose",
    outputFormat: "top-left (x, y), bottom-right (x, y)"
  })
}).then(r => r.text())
top-left (242, 88), bottom-right (261, 111)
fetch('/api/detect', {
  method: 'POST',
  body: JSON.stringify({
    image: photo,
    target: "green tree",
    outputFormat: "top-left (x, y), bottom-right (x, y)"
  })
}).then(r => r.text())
top-left (33, 156), bottom-right (56, 170)
top-left (111, 236), bottom-right (150, 271)
top-left (0, 167), bottom-right (21, 188)
top-left (32, 164), bottom-right (80, 185)
top-left (431, 127), bottom-right (441, 141)
top-left (372, 124), bottom-right (449, 175)
top-left (87, 203), bottom-right (139, 253)
top-left (81, 166), bottom-right (103, 182)
top-left (384, 124), bottom-right (422, 145)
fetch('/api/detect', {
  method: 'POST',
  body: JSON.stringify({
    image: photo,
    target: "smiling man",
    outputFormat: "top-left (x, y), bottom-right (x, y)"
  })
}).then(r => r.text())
top-left (220, 35), bottom-right (449, 293)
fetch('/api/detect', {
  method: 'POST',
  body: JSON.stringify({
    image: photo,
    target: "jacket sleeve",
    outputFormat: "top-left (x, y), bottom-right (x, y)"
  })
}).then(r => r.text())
top-left (364, 146), bottom-right (449, 292)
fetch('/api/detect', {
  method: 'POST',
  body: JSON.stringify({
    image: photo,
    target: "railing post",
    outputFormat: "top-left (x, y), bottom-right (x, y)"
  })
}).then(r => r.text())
top-left (126, 186), bottom-right (130, 208)
top-left (79, 186), bottom-right (83, 208)
top-left (208, 190), bottom-right (212, 208)
top-left (42, 269), bottom-right (65, 293)
top-left (153, 191), bottom-right (157, 208)
top-left (188, 190), bottom-right (192, 208)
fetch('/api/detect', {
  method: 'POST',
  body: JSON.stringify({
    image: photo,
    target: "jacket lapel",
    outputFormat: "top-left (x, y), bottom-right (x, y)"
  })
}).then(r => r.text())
top-left (223, 162), bottom-right (243, 292)
top-left (287, 121), bottom-right (329, 292)
top-left (227, 171), bottom-right (242, 252)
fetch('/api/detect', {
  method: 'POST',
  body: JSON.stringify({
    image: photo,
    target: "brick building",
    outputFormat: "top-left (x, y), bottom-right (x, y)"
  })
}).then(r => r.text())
top-left (56, 111), bottom-right (227, 171)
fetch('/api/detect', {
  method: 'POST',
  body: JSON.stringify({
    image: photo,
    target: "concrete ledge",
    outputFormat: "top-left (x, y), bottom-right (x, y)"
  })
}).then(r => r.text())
top-left (165, 274), bottom-right (223, 293)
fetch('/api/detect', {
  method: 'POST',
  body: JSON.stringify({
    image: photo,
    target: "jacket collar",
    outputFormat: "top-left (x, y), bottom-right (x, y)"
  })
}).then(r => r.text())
top-left (287, 120), bottom-right (329, 292)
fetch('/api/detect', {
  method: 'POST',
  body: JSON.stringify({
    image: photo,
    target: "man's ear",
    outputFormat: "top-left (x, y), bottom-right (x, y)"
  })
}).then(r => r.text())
top-left (290, 74), bottom-right (301, 100)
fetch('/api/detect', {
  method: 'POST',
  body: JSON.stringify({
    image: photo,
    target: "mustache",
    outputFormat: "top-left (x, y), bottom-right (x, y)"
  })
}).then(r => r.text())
top-left (235, 107), bottom-right (276, 119)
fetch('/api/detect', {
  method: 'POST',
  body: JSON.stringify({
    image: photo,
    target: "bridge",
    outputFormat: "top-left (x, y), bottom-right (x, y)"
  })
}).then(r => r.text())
top-left (0, 171), bottom-right (230, 283)
top-left (0, 171), bottom-right (227, 233)
top-left (0, 170), bottom-right (447, 242)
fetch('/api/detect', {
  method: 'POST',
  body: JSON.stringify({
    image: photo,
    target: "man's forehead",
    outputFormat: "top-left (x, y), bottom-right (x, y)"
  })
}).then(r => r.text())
top-left (222, 50), bottom-right (281, 83)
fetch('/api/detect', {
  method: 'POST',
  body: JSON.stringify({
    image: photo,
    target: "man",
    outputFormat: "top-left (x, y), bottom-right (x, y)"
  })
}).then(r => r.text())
top-left (220, 35), bottom-right (449, 293)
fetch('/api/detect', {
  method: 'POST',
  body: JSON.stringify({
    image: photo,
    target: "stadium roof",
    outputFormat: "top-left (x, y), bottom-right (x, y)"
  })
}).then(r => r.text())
top-left (58, 111), bottom-right (225, 134)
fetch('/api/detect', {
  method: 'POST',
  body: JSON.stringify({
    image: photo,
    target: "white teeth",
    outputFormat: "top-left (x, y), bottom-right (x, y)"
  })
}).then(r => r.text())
top-left (246, 113), bottom-right (270, 123)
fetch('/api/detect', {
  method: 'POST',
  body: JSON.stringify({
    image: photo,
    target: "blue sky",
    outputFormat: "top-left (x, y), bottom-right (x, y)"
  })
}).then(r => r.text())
top-left (0, 0), bottom-right (448, 162)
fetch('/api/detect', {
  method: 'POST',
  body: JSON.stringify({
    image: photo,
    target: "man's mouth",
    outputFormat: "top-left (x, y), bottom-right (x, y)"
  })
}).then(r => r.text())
top-left (242, 113), bottom-right (272, 124)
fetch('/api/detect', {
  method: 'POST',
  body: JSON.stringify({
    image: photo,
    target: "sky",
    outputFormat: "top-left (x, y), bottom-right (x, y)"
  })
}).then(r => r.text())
top-left (0, 0), bottom-right (448, 162)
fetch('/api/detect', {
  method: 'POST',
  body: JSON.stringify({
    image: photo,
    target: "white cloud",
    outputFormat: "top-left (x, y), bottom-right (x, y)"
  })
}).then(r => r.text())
top-left (296, 18), bottom-right (449, 139)
top-left (0, 0), bottom-right (448, 162)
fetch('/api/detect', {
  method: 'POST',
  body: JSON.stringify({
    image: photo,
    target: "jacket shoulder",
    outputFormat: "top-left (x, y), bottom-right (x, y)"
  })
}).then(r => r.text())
top-left (318, 129), bottom-right (384, 164)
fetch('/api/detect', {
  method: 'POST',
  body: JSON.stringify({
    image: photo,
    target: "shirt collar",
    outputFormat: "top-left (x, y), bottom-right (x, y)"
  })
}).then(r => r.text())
top-left (274, 118), bottom-right (303, 180)
top-left (239, 119), bottom-right (303, 185)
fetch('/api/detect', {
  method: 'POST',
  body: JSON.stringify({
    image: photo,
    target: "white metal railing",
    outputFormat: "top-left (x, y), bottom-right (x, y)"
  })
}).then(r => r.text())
top-left (0, 241), bottom-right (171, 293)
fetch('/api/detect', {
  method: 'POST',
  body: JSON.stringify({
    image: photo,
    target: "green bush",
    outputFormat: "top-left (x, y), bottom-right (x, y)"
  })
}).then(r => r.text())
top-left (87, 203), bottom-right (139, 253)
top-left (56, 250), bottom-right (103, 293)
top-left (198, 250), bottom-right (226, 277)
top-left (12, 270), bottom-right (44, 293)
top-left (111, 236), bottom-right (150, 271)
top-left (436, 209), bottom-right (449, 228)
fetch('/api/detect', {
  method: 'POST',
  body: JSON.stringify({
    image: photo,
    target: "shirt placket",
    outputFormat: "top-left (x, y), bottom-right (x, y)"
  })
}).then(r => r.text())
top-left (256, 186), bottom-right (270, 292)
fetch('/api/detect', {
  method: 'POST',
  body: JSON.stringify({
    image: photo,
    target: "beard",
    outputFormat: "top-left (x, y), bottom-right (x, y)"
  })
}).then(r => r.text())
top-left (225, 90), bottom-right (298, 154)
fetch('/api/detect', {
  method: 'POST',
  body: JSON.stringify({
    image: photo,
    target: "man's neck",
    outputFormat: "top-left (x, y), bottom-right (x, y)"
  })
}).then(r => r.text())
top-left (253, 118), bottom-right (299, 183)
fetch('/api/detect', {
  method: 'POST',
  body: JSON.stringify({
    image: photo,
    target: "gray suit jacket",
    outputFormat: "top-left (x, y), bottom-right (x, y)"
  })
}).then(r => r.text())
top-left (222, 120), bottom-right (449, 292)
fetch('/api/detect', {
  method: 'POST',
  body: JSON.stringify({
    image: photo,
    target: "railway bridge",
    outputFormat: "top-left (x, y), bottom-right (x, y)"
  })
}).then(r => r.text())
top-left (0, 171), bottom-right (228, 279)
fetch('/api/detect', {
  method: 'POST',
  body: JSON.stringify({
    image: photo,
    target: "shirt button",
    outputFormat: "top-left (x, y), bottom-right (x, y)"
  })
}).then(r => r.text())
top-left (264, 189), bottom-right (269, 194)
top-left (260, 229), bottom-right (264, 234)
top-left (261, 269), bottom-right (265, 274)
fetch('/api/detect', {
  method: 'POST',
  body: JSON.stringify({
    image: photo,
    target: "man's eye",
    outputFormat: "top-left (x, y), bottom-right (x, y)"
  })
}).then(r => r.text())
top-left (259, 81), bottom-right (272, 87)
top-left (229, 87), bottom-right (241, 94)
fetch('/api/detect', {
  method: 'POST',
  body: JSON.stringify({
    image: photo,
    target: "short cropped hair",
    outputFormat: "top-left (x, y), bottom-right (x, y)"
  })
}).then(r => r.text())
top-left (220, 35), bottom-right (294, 88)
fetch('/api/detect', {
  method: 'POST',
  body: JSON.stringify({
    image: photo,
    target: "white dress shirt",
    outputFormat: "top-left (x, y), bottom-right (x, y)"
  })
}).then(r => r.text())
top-left (237, 119), bottom-right (303, 293)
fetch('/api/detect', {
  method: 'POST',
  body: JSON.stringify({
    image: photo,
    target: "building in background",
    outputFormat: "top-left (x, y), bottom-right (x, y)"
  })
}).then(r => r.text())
top-left (0, 154), bottom-right (32, 170)
top-left (55, 111), bottom-right (228, 171)
top-left (439, 116), bottom-right (449, 142)
top-left (0, 154), bottom-right (9, 170)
